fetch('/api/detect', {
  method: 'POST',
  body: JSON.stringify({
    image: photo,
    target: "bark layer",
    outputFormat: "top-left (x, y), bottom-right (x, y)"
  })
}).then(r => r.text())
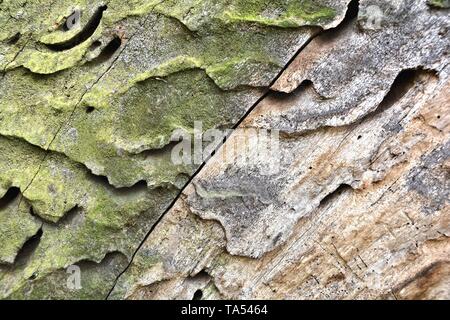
top-left (111, 0), bottom-right (450, 300)
top-left (0, 0), bottom-right (448, 300)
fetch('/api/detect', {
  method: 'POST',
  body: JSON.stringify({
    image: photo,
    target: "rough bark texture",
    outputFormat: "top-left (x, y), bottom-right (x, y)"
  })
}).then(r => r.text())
top-left (0, 0), bottom-right (448, 300)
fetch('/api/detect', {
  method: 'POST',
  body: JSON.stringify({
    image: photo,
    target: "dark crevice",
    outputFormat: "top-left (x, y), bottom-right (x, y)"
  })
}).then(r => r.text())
top-left (357, 67), bottom-right (438, 125)
top-left (137, 140), bottom-right (183, 158)
top-left (325, 0), bottom-right (359, 34)
top-left (88, 36), bottom-right (122, 64)
top-left (268, 79), bottom-right (324, 102)
top-left (190, 269), bottom-right (211, 280)
top-left (113, 180), bottom-right (148, 195)
top-left (267, 0), bottom-right (359, 99)
top-left (105, 1), bottom-right (360, 299)
top-left (89, 40), bottom-right (102, 50)
top-left (165, 15), bottom-right (199, 38)
top-left (45, 6), bottom-right (107, 51)
top-left (29, 206), bottom-right (39, 218)
top-left (319, 184), bottom-right (353, 208)
top-left (87, 172), bottom-right (117, 187)
top-left (75, 251), bottom-right (128, 269)
top-left (343, 0), bottom-right (360, 22)
top-left (189, 270), bottom-right (211, 300)
top-left (14, 228), bottom-right (43, 267)
top-left (0, 187), bottom-right (20, 210)
top-left (7, 32), bottom-right (21, 45)
top-left (88, 173), bottom-right (148, 194)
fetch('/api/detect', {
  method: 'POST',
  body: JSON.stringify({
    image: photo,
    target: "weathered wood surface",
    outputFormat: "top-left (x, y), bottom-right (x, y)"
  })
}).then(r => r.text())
top-left (0, 0), bottom-right (448, 300)
top-left (111, 0), bottom-right (450, 300)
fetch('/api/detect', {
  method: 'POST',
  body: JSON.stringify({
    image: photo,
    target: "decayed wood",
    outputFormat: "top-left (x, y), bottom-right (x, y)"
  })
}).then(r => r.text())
top-left (110, 0), bottom-right (450, 300)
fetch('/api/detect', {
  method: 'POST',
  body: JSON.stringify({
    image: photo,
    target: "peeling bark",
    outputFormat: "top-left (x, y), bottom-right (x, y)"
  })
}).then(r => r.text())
top-left (0, 0), bottom-right (448, 300)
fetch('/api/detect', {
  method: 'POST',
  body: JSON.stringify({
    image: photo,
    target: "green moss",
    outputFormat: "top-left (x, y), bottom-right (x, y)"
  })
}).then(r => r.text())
top-left (0, 0), bottom-right (100, 70)
top-left (206, 56), bottom-right (280, 89)
top-left (82, 55), bottom-right (204, 109)
top-left (0, 62), bottom-right (111, 149)
top-left (53, 68), bottom-right (251, 187)
top-left (0, 136), bottom-right (178, 297)
top-left (427, 0), bottom-right (450, 8)
top-left (8, 253), bottom-right (129, 300)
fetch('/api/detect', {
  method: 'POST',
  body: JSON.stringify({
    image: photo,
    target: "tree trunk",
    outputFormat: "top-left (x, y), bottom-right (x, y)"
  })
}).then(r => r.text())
top-left (0, 0), bottom-right (448, 300)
